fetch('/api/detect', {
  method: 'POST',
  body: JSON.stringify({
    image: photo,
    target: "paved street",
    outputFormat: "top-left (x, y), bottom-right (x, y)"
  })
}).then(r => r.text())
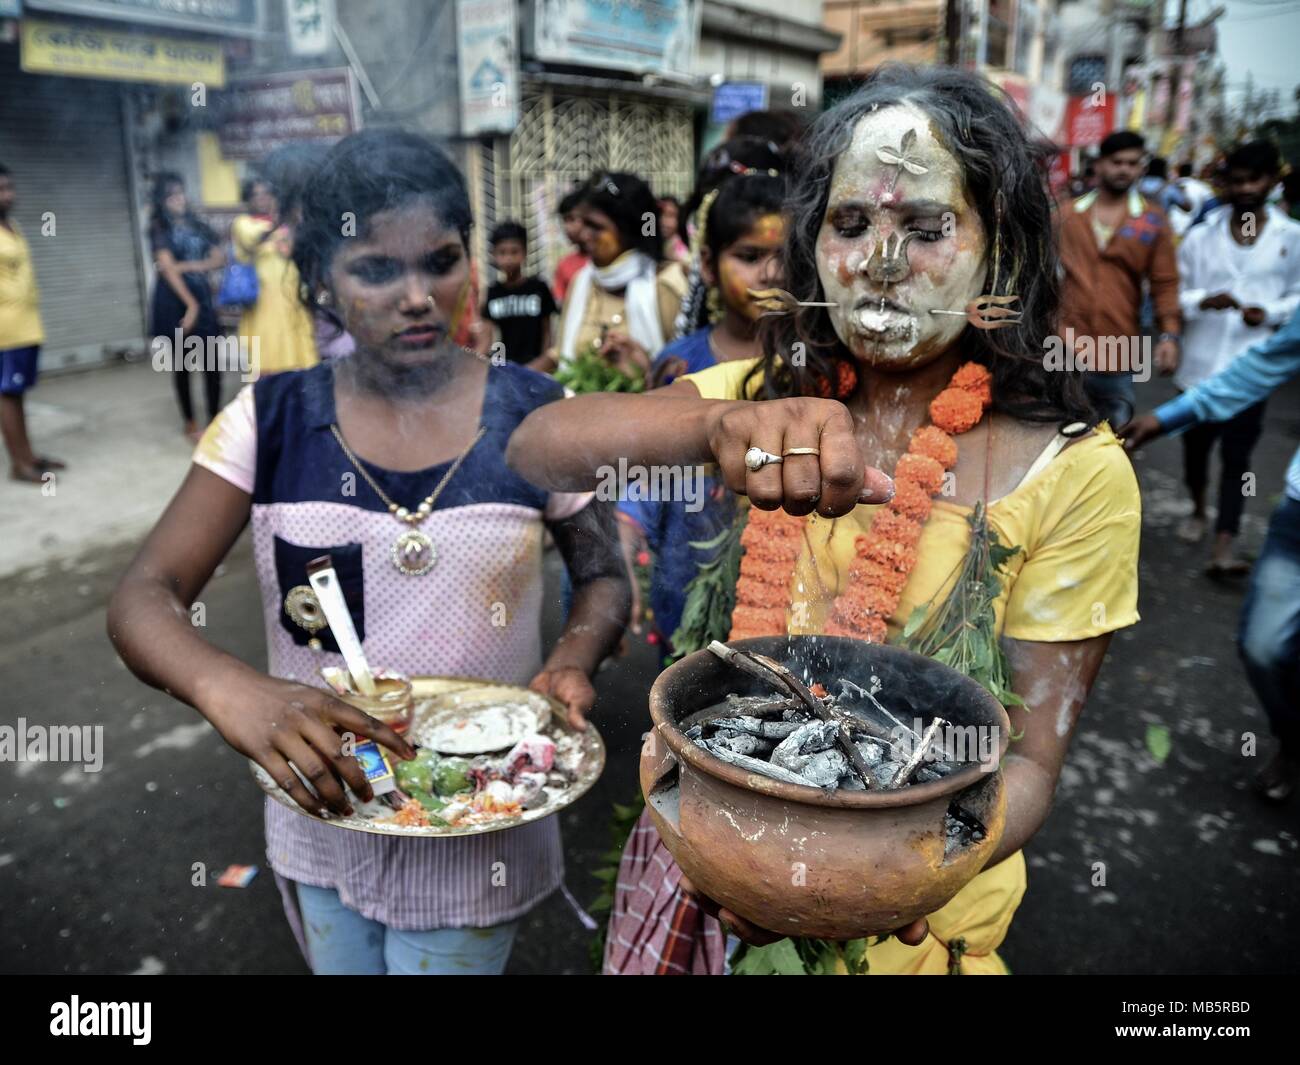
top-left (0, 360), bottom-right (1297, 974)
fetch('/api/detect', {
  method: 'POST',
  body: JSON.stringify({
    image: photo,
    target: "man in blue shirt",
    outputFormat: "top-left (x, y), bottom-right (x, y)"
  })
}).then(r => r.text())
top-left (1122, 307), bottom-right (1300, 801)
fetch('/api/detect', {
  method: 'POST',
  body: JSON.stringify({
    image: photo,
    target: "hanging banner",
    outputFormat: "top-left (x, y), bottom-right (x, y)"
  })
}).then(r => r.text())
top-left (1172, 60), bottom-right (1195, 133)
top-left (20, 17), bottom-right (225, 85)
top-left (284, 0), bottom-right (334, 57)
top-left (1064, 94), bottom-right (1116, 148)
top-left (1028, 83), bottom-right (1067, 142)
top-left (216, 68), bottom-right (360, 159)
top-left (457, 0), bottom-right (520, 136)
top-left (711, 82), bottom-right (768, 125)
top-left (25, 0), bottom-right (260, 36)
top-left (1148, 69), bottom-right (1171, 127)
top-left (526, 0), bottom-right (698, 77)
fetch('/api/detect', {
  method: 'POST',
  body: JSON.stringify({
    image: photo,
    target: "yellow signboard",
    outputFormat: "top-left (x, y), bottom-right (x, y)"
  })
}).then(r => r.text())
top-left (21, 18), bottom-right (225, 88)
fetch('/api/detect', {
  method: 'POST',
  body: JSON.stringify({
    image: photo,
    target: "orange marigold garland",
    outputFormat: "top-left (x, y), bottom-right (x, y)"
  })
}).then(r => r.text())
top-left (728, 361), bottom-right (993, 643)
top-left (727, 506), bottom-right (806, 640)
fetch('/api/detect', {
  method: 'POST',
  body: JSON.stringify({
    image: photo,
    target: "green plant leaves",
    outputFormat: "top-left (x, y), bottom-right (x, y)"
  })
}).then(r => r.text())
top-left (1145, 723), bottom-right (1172, 766)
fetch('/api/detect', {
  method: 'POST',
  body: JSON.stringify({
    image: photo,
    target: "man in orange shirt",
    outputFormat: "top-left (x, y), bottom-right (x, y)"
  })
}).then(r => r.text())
top-left (1059, 131), bottom-right (1181, 425)
top-left (0, 164), bottom-right (64, 483)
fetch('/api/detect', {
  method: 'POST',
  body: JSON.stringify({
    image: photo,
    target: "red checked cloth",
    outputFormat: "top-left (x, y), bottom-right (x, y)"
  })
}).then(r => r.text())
top-left (601, 810), bottom-right (728, 975)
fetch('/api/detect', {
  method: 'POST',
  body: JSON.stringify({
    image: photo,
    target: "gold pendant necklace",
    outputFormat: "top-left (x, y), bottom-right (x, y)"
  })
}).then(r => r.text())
top-left (330, 423), bottom-right (487, 576)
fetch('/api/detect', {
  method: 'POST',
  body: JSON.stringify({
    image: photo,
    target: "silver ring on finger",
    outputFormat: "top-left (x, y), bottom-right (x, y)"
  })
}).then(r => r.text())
top-left (782, 447), bottom-right (820, 457)
top-left (744, 446), bottom-right (784, 472)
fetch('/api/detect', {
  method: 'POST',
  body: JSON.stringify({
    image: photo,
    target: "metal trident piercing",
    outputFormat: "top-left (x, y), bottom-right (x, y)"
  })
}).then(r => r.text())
top-left (863, 230), bottom-right (920, 285)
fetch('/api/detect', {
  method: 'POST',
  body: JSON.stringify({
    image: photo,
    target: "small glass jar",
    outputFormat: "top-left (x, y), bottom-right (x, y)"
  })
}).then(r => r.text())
top-left (336, 674), bottom-right (415, 735)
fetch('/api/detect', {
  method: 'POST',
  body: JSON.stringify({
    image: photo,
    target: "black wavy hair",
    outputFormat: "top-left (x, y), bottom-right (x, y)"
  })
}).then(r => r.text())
top-left (148, 171), bottom-right (215, 243)
top-left (682, 136), bottom-right (786, 225)
top-left (292, 129), bottom-right (472, 331)
top-left (558, 187), bottom-right (583, 216)
top-left (1099, 130), bottom-right (1144, 158)
top-left (674, 136), bottom-right (789, 338)
top-left (490, 219), bottom-right (528, 247)
top-left (750, 63), bottom-right (1093, 429)
top-left (260, 142), bottom-right (331, 225)
top-left (239, 176), bottom-right (272, 206)
top-left (677, 171), bottom-right (787, 334)
top-left (1225, 140), bottom-right (1280, 177)
top-left (573, 171), bottom-right (661, 262)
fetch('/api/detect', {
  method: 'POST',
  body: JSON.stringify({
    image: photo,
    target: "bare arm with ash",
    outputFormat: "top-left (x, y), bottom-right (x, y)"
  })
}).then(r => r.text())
top-left (530, 497), bottom-right (632, 729)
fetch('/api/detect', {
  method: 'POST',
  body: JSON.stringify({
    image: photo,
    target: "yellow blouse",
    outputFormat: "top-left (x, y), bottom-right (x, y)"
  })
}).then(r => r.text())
top-left (684, 356), bottom-right (1142, 973)
top-left (0, 222), bottom-right (45, 349)
top-left (232, 214), bottom-right (317, 376)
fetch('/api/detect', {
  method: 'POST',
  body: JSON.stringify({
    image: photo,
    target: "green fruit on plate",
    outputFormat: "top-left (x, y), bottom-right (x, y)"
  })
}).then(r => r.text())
top-left (394, 759), bottom-right (434, 794)
top-left (432, 757), bottom-right (471, 796)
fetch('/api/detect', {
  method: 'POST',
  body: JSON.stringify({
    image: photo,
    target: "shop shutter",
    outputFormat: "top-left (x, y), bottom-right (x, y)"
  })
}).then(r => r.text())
top-left (0, 49), bottom-right (146, 370)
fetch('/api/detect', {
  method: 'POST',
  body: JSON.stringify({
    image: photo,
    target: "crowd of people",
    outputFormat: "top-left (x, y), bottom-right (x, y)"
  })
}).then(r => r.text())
top-left (3, 60), bottom-right (1297, 976)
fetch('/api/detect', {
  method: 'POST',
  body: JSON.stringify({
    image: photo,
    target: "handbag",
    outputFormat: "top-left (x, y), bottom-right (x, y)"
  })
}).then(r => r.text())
top-left (216, 241), bottom-right (259, 308)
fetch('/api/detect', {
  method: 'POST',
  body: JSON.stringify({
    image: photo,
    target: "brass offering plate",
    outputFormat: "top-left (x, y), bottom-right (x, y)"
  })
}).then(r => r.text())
top-left (250, 675), bottom-right (605, 837)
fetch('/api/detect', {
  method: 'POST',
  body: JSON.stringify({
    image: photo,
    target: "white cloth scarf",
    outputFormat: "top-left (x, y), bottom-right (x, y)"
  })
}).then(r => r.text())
top-left (559, 250), bottom-right (664, 362)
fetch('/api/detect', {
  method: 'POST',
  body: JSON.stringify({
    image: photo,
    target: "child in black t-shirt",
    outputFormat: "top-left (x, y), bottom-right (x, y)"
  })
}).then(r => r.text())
top-left (482, 221), bottom-right (557, 369)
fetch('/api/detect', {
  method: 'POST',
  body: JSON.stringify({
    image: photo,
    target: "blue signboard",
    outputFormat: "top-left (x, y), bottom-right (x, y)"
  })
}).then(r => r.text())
top-left (529, 0), bottom-right (698, 77)
top-left (711, 81), bottom-right (769, 125)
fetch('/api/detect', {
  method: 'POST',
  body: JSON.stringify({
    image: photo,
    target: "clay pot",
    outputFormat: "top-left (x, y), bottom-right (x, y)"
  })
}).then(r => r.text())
top-left (641, 635), bottom-right (1009, 940)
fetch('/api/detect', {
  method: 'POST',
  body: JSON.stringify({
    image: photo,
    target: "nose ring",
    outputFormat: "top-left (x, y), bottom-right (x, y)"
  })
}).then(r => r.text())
top-left (860, 231), bottom-right (919, 284)
top-left (426, 295), bottom-right (435, 306)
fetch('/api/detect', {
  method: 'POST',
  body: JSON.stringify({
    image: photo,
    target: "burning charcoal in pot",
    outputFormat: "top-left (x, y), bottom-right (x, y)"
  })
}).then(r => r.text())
top-left (713, 715), bottom-right (802, 740)
top-left (915, 766), bottom-right (943, 784)
top-left (712, 731), bottom-right (774, 758)
top-left (868, 760), bottom-right (904, 789)
top-left (838, 772), bottom-right (867, 791)
top-left (723, 694), bottom-right (799, 718)
top-left (854, 739), bottom-right (885, 765)
top-left (684, 724), bottom-right (703, 743)
top-left (696, 738), bottom-right (814, 786)
top-left (788, 748), bottom-right (849, 789)
top-left (758, 719), bottom-right (804, 740)
top-left (770, 720), bottom-right (840, 771)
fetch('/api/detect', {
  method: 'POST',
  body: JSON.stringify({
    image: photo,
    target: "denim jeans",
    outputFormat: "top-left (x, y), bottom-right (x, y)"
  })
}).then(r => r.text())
top-left (1238, 495), bottom-right (1300, 757)
top-left (295, 882), bottom-right (519, 974)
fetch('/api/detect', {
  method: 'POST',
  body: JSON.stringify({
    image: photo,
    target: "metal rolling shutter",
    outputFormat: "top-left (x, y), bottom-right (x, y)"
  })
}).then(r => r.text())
top-left (0, 48), bottom-right (146, 370)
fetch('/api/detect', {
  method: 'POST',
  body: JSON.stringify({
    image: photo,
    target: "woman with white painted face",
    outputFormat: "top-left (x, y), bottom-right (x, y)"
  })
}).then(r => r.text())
top-left (508, 65), bottom-right (1141, 975)
top-left (108, 131), bottom-right (629, 974)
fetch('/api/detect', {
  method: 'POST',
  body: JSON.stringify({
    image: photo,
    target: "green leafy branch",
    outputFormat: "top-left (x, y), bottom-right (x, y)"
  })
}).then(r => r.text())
top-left (897, 502), bottom-right (1024, 710)
top-left (668, 511), bottom-right (748, 659)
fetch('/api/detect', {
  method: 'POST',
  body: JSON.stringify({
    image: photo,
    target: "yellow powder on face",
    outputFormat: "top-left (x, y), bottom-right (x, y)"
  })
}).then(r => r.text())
top-left (750, 213), bottom-right (784, 245)
top-left (593, 229), bottom-right (622, 265)
top-left (720, 213), bottom-right (785, 319)
top-left (719, 259), bottom-right (751, 312)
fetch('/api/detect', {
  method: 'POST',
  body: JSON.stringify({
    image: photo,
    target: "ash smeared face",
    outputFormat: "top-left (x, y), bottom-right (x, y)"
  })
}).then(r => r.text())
top-left (815, 103), bottom-right (989, 370)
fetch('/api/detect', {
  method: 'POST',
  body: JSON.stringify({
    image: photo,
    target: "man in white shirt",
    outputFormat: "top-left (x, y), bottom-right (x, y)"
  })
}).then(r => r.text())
top-left (1165, 162), bottom-right (1213, 238)
top-left (1171, 141), bottom-right (1300, 574)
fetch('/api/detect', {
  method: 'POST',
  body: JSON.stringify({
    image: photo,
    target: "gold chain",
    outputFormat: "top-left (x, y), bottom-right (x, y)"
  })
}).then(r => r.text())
top-left (330, 424), bottom-right (487, 525)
